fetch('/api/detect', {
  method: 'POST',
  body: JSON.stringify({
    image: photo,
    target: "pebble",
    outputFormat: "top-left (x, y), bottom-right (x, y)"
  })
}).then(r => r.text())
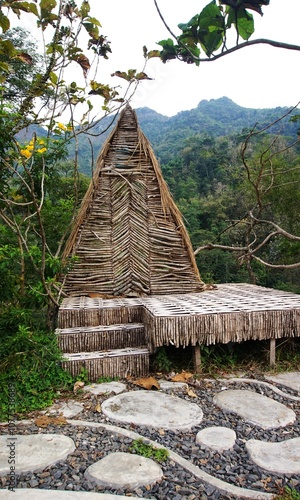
top-left (0, 378), bottom-right (299, 498)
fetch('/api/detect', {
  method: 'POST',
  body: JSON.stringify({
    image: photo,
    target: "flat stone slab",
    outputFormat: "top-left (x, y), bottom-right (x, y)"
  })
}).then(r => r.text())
top-left (85, 451), bottom-right (163, 489)
top-left (83, 382), bottom-right (127, 395)
top-left (0, 490), bottom-right (141, 499)
top-left (0, 434), bottom-right (75, 475)
top-left (213, 389), bottom-right (296, 429)
top-left (196, 426), bottom-right (236, 451)
top-left (265, 372), bottom-right (300, 393)
top-left (47, 400), bottom-right (84, 418)
top-left (158, 380), bottom-right (188, 391)
top-left (102, 390), bottom-right (203, 430)
top-left (246, 437), bottom-right (300, 474)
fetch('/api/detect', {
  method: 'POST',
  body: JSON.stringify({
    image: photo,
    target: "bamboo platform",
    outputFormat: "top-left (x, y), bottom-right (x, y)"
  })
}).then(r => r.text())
top-left (57, 283), bottom-right (300, 379)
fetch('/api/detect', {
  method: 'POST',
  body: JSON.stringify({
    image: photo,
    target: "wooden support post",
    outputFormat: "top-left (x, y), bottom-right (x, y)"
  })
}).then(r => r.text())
top-left (193, 344), bottom-right (201, 374)
top-left (269, 338), bottom-right (276, 368)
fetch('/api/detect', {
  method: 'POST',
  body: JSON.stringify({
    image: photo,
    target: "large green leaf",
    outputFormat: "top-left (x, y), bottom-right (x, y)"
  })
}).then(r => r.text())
top-left (236, 9), bottom-right (254, 40)
top-left (200, 31), bottom-right (223, 57)
top-left (199, 1), bottom-right (224, 32)
top-left (157, 38), bottom-right (177, 63)
top-left (39, 0), bottom-right (56, 10)
top-left (0, 11), bottom-right (10, 32)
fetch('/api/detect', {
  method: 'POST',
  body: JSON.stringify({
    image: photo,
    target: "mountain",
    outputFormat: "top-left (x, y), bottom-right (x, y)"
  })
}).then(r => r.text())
top-left (75, 97), bottom-right (298, 174)
top-left (16, 97), bottom-right (299, 175)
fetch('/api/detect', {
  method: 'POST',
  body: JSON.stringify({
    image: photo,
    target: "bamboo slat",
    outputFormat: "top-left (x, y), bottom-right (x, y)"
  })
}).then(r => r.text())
top-left (61, 348), bottom-right (149, 379)
top-left (56, 323), bottom-right (145, 352)
top-left (61, 105), bottom-right (204, 297)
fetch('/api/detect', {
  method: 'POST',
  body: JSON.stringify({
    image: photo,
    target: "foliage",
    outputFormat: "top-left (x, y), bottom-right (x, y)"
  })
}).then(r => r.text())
top-left (0, 307), bottom-right (73, 421)
top-left (275, 487), bottom-right (300, 500)
top-left (74, 367), bottom-right (90, 384)
top-left (153, 0), bottom-right (300, 66)
top-left (96, 376), bottom-right (120, 383)
top-left (130, 439), bottom-right (169, 463)
top-left (152, 346), bottom-right (173, 373)
top-left (150, 338), bottom-right (300, 376)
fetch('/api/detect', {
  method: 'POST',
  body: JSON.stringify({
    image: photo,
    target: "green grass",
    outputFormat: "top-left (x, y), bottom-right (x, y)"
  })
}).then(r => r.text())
top-left (275, 487), bottom-right (300, 500)
top-left (130, 439), bottom-right (169, 463)
top-left (150, 338), bottom-right (300, 377)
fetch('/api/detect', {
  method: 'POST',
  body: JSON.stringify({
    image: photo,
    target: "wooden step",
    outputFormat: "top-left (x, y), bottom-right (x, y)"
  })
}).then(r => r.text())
top-left (56, 323), bottom-right (146, 352)
top-left (57, 297), bottom-right (143, 328)
top-left (61, 347), bottom-right (149, 381)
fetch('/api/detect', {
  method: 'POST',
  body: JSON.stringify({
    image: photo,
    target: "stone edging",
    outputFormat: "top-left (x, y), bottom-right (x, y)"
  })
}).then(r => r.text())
top-left (220, 378), bottom-right (300, 401)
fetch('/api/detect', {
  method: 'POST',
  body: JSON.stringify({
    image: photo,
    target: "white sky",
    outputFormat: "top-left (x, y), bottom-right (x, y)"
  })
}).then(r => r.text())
top-left (17, 0), bottom-right (300, 117)
top-left (90, 0), bottom-right (300, 116)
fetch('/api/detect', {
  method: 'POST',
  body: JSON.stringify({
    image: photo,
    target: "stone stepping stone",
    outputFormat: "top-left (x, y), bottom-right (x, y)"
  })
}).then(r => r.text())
top-left (102, 390), bottom-right (203, 430)
top-left (83, 382), bottom-right (127, 395)
top-left (196, 426), bottom-right (236, 451)
top-left (158, 380), bottom-right (188, 391)
top-left (213, 389), bottom-right (295, 429)
top-left (0, 490), bottom-right (142, 499)
top-left (85, 451), bottom-right (163, 489)
top-left (0, 434), bottom-right (75, 475)
top-left (246, 437), bottom-right (300, 474)
top-left (265, 372), bottom-right (300, 393)
top-left (47, 400), bottom-right (84, 418)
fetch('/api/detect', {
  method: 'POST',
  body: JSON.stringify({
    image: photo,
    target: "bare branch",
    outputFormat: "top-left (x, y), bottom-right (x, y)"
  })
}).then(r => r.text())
top-left (252, 255), bottom-right (300, 269)
top-left (199, 39), bottom-right (300, 63)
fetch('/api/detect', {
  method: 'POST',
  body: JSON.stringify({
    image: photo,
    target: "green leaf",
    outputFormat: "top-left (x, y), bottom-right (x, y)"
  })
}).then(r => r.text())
top-left (198, 0), bottom-right (225, 56)
top-left (12, 1), bottom-right (38, 16)
top-left (0, 12), bottom-right (10, 32)
top-left (49, 71), bottom-right (58, 85)
top-left (147, 50), bottom-right (162, 59)
top-left (83, 22), bottom-right (99, 40)
top-left (157, 38), bottom-right (177, 63)
top-left (80, 0), bottom-right (90, 18)
top-left (200, 31), bottom-right (223, 56)
top-left (86, 16), bottom-right (101, 27)
top-left (199, 1), bottom-right (224, 32)
top-left (136, 72), bottom-right (153, 81)
top-left (236, 9), bottom-right (254, 40)
top-left (178, 14), bottom-right (199, 35)
top-left (39, 0), bottom-right (56, 11)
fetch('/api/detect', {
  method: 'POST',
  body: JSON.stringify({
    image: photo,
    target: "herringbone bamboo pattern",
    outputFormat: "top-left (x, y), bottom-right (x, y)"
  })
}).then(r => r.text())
top-left (62, 105), bottom-right (204, 297)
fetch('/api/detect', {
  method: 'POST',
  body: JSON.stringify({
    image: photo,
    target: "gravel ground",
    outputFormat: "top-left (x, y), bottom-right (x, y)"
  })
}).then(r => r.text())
top-left (0, 377), bottom-right (299, 499)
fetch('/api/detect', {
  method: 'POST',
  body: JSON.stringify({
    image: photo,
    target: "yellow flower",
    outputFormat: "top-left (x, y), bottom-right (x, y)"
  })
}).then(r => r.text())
top-left (37, 147), bottom-right (47, 154)
top-left (38, 139), bottom-right (45, 145)
top-left (57, 122), bottom-right (67, 131)
top-left (20, 149), bottom-right (32, 159)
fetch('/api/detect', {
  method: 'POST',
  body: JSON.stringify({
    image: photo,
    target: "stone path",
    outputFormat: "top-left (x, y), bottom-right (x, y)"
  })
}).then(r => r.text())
top-left (213, 389), bottom-right (296, 429)
top-left (101, 390), bottom-right (204, 430)
top-left (0, 373), bottom-right (299, 499)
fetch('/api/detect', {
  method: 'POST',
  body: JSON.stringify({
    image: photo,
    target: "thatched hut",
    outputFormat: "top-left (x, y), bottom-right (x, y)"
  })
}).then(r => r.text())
top-left (57, 105), bottom-right (300, 381)
top-left (62, 105), bottom-right (205, 297)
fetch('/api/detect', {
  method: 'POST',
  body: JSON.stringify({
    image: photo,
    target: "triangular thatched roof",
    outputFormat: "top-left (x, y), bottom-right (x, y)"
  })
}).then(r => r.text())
top-left (62, 105), bottom-right (204, 297)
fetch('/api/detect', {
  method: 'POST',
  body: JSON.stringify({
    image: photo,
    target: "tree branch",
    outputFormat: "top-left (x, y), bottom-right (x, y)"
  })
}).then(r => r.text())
top-left (199, 39), bottom-right (300, 62)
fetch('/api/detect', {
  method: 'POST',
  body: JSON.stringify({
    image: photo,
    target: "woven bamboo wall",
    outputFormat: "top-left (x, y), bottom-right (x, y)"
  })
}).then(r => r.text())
top-left (61, 350), bottom-right (149, 379)
top-left (62, 105), bottom-right (204, 297)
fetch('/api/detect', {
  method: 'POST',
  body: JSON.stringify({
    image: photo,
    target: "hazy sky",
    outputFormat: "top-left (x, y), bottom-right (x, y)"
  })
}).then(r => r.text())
top-left (89, 0), bottom-right (300, 116)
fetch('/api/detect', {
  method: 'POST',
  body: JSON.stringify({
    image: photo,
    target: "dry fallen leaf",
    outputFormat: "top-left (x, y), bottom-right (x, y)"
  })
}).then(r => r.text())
top-left (34, 415), bottom-right (67, 427)
top-left (187, 388), bottom-right (198, 398)
top-left (171, 371), bottom-right (193, 382)
top-left (133, 376), bottom-right (160, 390)
top-left (95, 403), bottom-right (101, 413)
top-left (73, 380), bottom-right (85, 394)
